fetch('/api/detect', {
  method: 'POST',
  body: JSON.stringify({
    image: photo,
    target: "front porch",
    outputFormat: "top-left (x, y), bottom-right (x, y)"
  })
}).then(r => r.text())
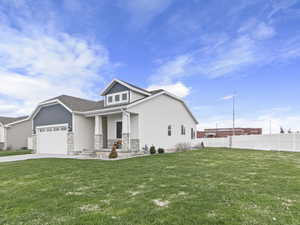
top-left (93, 111), bottom-right (140, 152)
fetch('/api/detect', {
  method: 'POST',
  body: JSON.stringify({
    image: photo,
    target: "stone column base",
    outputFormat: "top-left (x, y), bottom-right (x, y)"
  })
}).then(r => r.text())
top-left (94, 134), bottom-right (103, 150)
top-left (122, 133), bottom-right (130, 151)
top-left (130, 139), bottom-right (140, 152)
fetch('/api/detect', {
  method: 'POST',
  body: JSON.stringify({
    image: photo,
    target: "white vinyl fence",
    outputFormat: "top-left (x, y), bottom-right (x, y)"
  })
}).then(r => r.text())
top-left (193, 133), bottom-right (300, 152)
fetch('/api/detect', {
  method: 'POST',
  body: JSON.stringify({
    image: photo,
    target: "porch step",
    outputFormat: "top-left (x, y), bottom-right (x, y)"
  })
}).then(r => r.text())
top-left (80, 150), bottom-right (97, 157)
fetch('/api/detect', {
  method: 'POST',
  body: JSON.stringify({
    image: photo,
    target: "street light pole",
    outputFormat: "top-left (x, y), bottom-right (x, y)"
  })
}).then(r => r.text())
top-left (232, 94), bottom-right (236, 136)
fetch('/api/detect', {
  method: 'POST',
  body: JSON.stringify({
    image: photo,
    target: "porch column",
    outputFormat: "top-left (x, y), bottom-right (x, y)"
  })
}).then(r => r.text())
top-left (122, 111), bottom-right (130, 151)
top-left (94, 115), bottom-right (103, 150)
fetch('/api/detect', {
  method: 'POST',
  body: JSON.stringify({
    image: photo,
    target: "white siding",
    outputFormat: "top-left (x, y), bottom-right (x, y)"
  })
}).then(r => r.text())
top-left (73, 114), bottom-right (94, 151)
top-left (130, 90), bottom-right (145, 102)
top-left (0, 124), bottom-right (4, 142)
top-left (6, 120), bottom-right (32, 149)
top-left (107, 114), bottom-right (122, 139)
top-left (129, 94), bottom-right (197, 149)
top-left (130, 114), bottom-right (139, 139)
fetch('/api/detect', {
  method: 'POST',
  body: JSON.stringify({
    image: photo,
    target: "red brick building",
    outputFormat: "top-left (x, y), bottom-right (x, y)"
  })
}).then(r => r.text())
top-left (197, 128), bottom-right (262, 138)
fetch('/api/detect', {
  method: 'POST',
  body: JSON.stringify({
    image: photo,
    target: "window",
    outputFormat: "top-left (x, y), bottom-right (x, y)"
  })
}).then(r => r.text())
top-left (115, 94), bottom-right (120, 102)
top-left (191, 128), bottom-right (195, 139)
top-left (181, 125), bottom-right (186, 135)
top-left (168, 125), bottom-right (172, 136)
top-left (116, 121), bottom-right (122, 139)
top-left (122, 93), bottom-right (127, 101)
top-left (106, 91), bottom-right (129, 105)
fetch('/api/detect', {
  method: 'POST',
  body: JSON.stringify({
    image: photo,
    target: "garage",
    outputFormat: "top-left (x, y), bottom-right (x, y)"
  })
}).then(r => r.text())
top-left (36, 124), bottom-right (68, 154)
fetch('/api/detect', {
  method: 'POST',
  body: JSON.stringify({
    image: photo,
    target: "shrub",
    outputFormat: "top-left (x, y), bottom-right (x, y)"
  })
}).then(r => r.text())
top-left (175, 142), bottom-right (191, 152)
top-left (158, 148), bottom-right (165, 154)
top-left (150, 146), bottom-right (156, 154)
top-left (201, 142), bottom-right (205, 149)
top-left (21, 147), bottom-right (28, 150)
top-left (109, 144), bottom-right (118, 159)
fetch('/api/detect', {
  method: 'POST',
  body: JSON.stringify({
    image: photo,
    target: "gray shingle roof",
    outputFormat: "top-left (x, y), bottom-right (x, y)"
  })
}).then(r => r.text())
top-left (43, 88), bottom-right (165, 112)
top-left (0, 116), bottom-right (28, 125)
top-left (119, 80), bottom-right (152, 94)
top-left (43, 95), bottom-right (104, 112)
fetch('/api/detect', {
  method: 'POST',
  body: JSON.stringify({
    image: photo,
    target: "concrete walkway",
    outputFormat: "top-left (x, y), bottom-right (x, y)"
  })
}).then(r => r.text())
top-left (0, 154), bottom-right (87, 163)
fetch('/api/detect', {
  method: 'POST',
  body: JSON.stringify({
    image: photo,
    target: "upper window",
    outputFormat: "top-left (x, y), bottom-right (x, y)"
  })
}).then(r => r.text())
top-left (106, 91), bottom-right (129, 105)
top-left (168, 125), bottom-right (172, 136)
top-left (181, 125), bottom-right (186, 135)
top-left (122, 93), bottom-right (127, 101)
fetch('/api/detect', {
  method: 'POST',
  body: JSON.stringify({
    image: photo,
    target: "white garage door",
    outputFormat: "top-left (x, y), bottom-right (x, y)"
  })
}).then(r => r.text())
top-left (36, 124), bottom-right (68, 154)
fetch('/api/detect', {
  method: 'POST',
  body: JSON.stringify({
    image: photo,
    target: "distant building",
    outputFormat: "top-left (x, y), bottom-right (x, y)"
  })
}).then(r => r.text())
top-left (197, 128), bottom-right (262, 138)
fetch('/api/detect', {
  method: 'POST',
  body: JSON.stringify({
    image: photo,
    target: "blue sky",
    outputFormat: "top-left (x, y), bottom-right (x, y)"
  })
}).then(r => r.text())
top-left (0, 0), bottom-right (300, 133)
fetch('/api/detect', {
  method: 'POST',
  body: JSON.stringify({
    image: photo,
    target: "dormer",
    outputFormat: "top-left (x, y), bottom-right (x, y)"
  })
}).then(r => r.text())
top-left (101, 79), bottom-right (151, 107)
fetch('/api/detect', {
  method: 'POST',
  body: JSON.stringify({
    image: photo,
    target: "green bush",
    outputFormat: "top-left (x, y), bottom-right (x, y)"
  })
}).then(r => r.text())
top-left (158, 148), bottom-right (165, 154)
top-left (109, 145), bottom-right (118, 159)
top-left (150, 146), bottom-right (156, 154)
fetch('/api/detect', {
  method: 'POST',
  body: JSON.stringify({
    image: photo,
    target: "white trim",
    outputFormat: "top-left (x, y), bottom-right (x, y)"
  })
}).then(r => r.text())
top-left (30, 99), bottom-right (73, 121)
top-left (86, 111), bottom-right (122, 117)
top-left (5, 117), bottom-right (30, 127)
top-left (36, 123), bottom-right (69, 130)
top-left (101, 79), bottom-right (151, 96)
top-left (80, 106), bottom-right (126, 116)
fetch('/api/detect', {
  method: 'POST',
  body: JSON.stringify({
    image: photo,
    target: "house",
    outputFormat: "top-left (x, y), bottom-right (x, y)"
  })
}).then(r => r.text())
top-left (0, 116), bottom-right (31, 150)
top-left (197, 128), bottom-right (262, 138)
top-left (29, 79), bottom-right (198, 155)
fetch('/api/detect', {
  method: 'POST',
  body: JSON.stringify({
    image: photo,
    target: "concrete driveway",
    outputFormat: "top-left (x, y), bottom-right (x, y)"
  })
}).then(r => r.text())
top-left (0, 154), bottom-right (86, 163)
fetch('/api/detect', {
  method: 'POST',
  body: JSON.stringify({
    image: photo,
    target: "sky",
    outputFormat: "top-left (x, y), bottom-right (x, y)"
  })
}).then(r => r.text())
top-left (0, 0), bottom-right (300, 133)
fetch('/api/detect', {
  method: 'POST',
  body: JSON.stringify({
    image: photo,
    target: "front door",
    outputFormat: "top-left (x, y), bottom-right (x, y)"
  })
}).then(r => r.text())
top-left (116, 121), bottom-right (122, 139)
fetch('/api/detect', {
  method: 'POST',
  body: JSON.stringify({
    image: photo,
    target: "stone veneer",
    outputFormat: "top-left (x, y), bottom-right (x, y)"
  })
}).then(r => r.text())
top-left (130, 139), bottom-right (140, 152)
top-left (94, 134), bottom-right (103, 151)
top-left (67, 132), bottom-right (74, 154)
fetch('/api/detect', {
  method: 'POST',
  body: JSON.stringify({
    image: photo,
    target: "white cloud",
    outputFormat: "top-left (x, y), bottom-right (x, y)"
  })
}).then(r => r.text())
top-left (147, 82), bottom-right (191, 98)
top-left (252, 23), bottom-right (276, 40)
top-left (118, 0), bottom-right (172, 27)
top-left (151, 35), bottom-right (258, 82)
top-left (150, 55), bottom-right (191, 83)
top-left (268, 0), bottom-right (299, 18)
top-left (0, 4), bottom-right (113, 116)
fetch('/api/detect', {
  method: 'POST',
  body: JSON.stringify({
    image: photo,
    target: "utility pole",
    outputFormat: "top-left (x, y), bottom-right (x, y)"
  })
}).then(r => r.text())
top-left (269, 120), bottom-right (272, 135)
top-left (232, 94), bottom-right (236, 136)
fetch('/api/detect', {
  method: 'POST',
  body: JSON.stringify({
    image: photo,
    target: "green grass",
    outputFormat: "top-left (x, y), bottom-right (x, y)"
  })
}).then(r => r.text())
top-left (0, 149), bottom-right (32, 157)
top-left (1, 148), bottom-right (300, 225)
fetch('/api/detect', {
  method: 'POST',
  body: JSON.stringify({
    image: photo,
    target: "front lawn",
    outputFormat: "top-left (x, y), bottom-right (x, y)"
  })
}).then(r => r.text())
top-left (0, 149), bottom-right (32, 157)
top-left (1, 148), bottom-right (300, 225)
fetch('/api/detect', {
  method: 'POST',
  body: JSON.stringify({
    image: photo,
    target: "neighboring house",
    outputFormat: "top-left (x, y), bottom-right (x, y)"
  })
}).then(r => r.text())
top-left (197, 128), bottom-right (262, 138)
top-left (0, 116), bottom-right (31, 150)
top-left (29, 79), bottom-right (198, 155)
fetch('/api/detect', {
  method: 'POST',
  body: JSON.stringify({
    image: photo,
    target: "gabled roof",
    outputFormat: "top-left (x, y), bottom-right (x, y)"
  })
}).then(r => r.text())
top-left (101, 79), bottom-right (152, 96)
top-left (42, 95), bottom-right (104, 112)
top-left (0, 116), bottom-right (29, 125)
